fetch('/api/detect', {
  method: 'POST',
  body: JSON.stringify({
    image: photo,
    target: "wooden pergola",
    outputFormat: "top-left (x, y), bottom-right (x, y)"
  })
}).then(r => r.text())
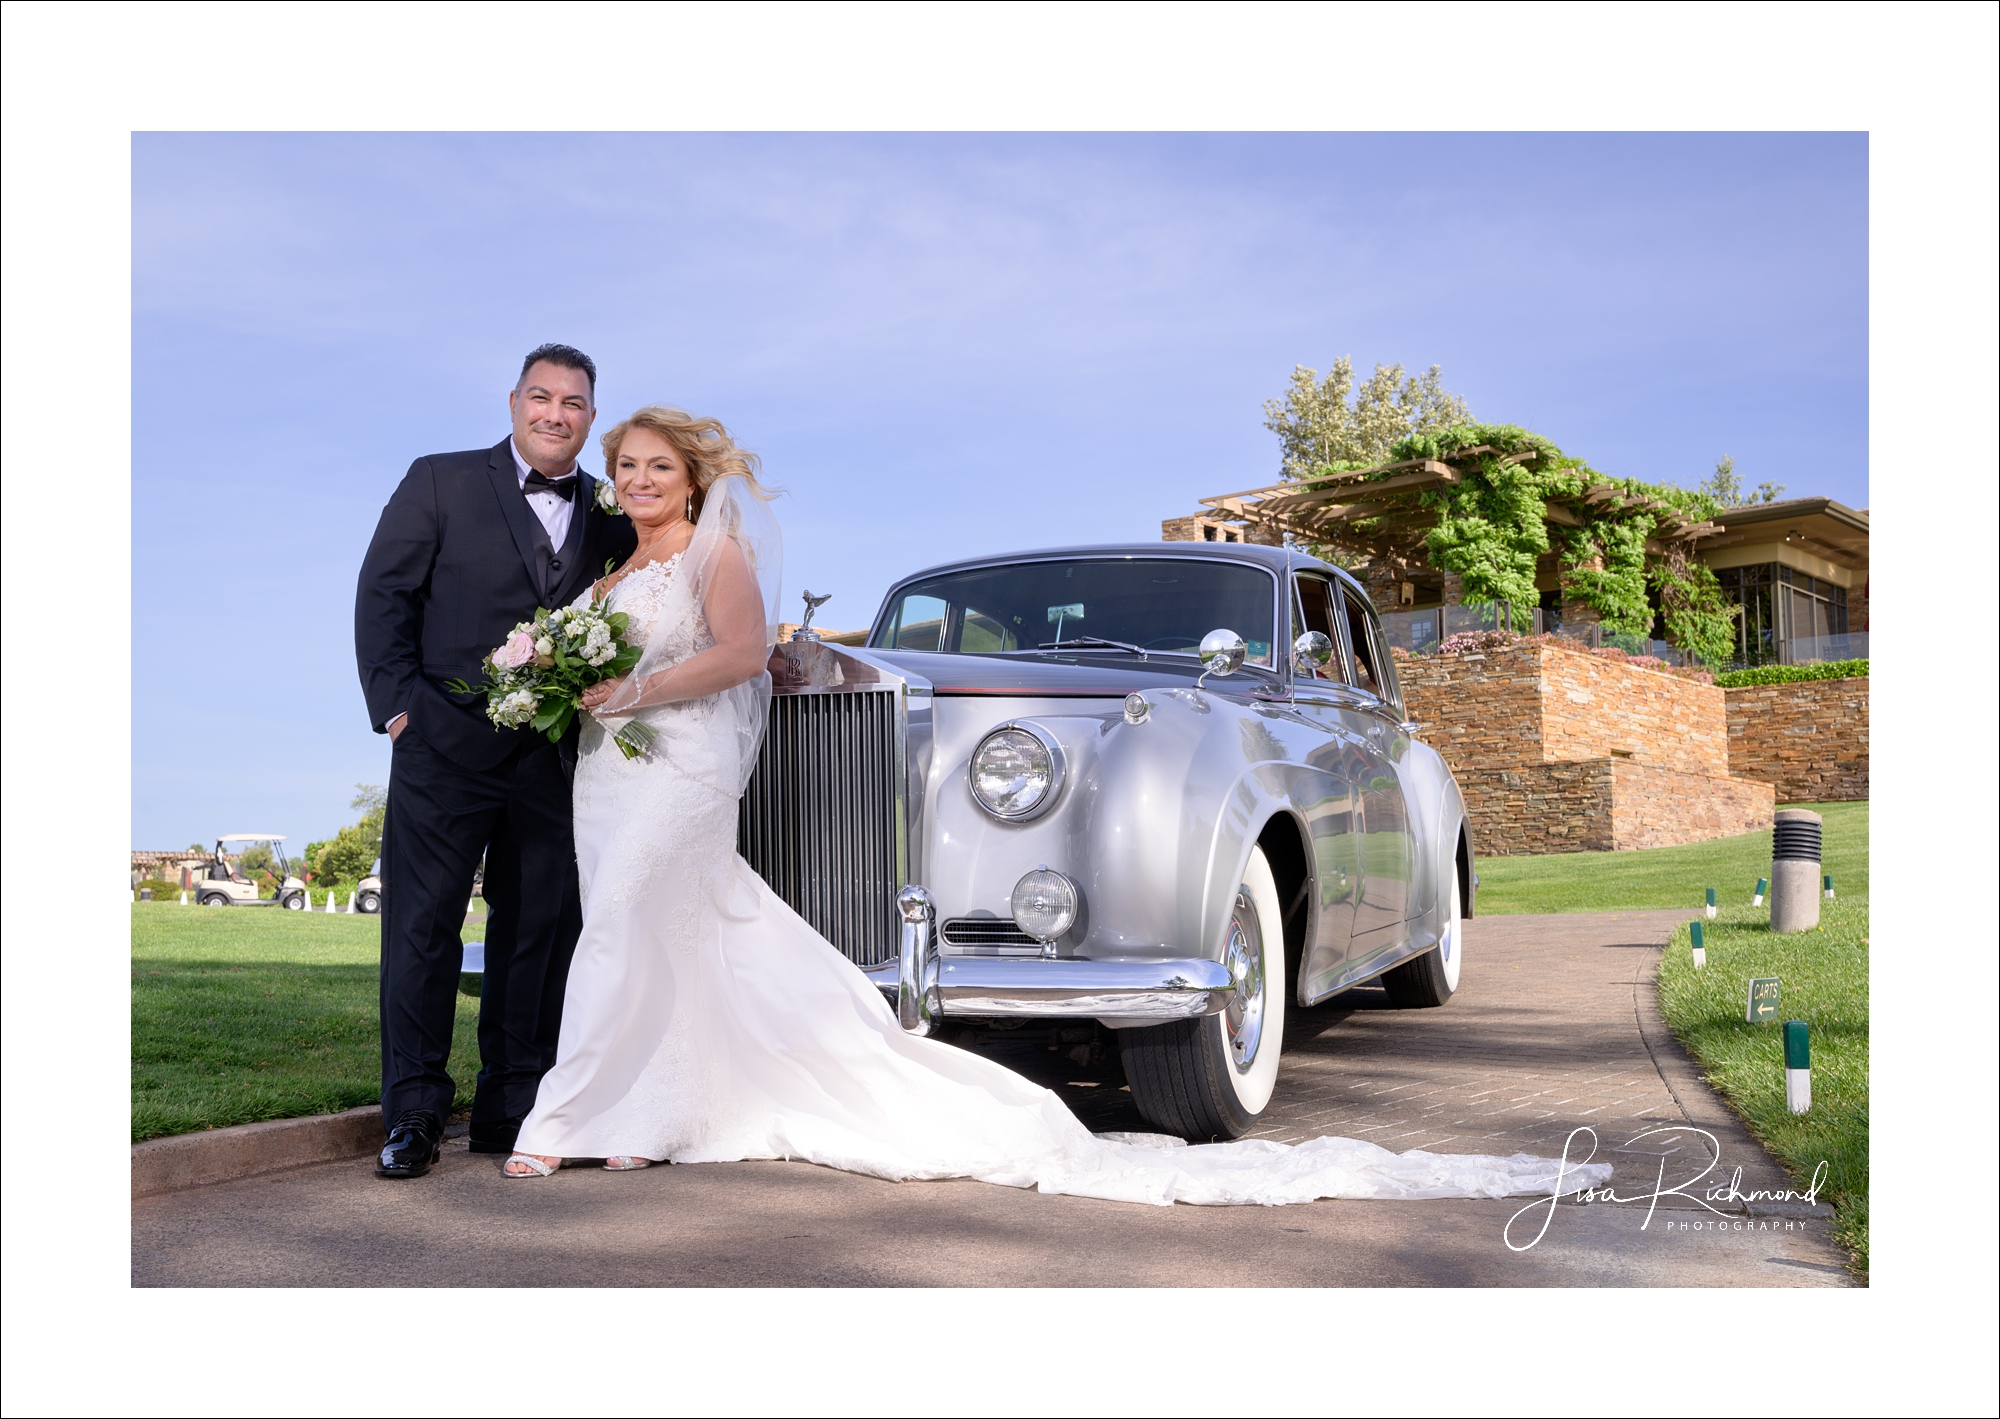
top-left (1198, 444), bottom-right (1726, 580)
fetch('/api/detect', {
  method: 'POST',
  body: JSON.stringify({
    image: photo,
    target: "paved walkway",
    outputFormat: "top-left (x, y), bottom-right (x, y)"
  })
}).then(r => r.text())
top-left (131, 912), bottom-right (1853, 1287)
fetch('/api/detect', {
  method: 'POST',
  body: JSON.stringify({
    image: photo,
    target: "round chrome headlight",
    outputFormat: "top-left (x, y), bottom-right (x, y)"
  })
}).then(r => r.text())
top-left (969, 724), bottom-right (1063, 820)
top-left (1011, 866), bottom-right (1078, 943)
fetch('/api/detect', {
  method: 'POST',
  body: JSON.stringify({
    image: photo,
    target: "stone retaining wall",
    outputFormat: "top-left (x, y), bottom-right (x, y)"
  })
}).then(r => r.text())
top-left (1400, 639), bottom-right (1775, 854)
top-left (1455, 759), bottom-right (1774, 856)
top-left (1723, 677), bottom-right (1870, 803)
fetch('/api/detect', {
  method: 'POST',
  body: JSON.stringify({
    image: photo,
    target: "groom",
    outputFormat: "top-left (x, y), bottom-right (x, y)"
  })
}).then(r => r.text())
top-left (355, 343), bottom-right (636, 1178)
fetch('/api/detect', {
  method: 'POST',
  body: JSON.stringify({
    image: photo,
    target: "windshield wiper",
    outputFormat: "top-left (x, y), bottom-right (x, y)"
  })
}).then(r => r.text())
top-left (1034, 636), bottom-right (1150, 659)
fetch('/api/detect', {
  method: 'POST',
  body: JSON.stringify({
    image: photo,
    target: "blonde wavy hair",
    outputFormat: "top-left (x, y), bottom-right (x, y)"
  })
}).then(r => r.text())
top-left (599, 405), bottom-right (777, 524)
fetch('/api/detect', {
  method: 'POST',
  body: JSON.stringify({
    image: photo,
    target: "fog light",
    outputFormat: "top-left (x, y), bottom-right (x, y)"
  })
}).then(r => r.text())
top-left (1011, 866), bottom-right (1078, 945)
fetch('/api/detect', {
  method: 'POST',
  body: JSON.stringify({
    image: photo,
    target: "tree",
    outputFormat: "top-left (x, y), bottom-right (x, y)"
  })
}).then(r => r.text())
top-left (1262, 358), bottom-right (1472, 481)
top-left (1697, 456), bottom-right (1784, 507)
top-left (309, 784), bottom-right (387, 884)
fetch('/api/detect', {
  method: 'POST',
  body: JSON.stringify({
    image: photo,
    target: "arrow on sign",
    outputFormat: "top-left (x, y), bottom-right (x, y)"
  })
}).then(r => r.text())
top-left (1745, 977), bottom-right (1782, 1023)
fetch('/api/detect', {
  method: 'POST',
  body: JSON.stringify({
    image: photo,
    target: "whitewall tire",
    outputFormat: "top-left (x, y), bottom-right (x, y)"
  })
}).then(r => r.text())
top-left (1119, 845), bottom-right (1287, 1139)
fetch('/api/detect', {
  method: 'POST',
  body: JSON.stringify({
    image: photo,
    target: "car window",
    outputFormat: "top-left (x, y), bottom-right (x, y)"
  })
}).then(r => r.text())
top-left (882, 594), bottom-right (948, 651)
top-left (959, 608), bottom-right (1018, 653)
top-left (1294, 575), bottom-right (1339, 680)
top-left (874, 559), bottom-right (1276, 667)
top-left (1337, 584), bottom-right (1381, 697)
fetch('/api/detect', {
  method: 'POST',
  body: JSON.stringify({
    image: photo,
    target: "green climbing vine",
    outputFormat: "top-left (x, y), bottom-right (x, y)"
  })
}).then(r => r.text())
top-left (1330, 423), bottom-right (1738, 663)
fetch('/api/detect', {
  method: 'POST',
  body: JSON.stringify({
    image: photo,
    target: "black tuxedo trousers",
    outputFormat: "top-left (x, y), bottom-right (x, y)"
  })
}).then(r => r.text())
top-left (356, 438), bottom-right (635, 1127)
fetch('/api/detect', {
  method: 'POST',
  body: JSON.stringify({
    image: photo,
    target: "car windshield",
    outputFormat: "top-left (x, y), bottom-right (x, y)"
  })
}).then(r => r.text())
top-left (873, 558), bottom-right (1277, 668)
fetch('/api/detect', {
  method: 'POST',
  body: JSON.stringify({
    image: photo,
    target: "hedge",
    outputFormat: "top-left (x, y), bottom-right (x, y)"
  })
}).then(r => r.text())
top-left (1713, 659), bottom-right (1868, 688)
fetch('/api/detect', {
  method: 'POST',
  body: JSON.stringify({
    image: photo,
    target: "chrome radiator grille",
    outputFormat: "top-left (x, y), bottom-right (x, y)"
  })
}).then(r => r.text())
top-left (737, 687), bottom-right (905, 967)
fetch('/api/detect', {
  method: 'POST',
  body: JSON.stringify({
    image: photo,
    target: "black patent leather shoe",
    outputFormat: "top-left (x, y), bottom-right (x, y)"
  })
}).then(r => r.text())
top-left (375, 1110), bottom-right (444, 1178)
top-left (467, 1117), bottom-right (524, 1155)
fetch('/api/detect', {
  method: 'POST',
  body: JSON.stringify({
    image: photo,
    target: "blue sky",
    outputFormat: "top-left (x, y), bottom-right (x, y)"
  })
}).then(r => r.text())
top-left (132, 131), bottom-right (1866, 850)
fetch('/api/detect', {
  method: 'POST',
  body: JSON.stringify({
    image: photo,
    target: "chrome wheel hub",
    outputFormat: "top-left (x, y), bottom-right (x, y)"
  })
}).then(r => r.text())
top-left (1222, 899), bottom-right (1265, 1069)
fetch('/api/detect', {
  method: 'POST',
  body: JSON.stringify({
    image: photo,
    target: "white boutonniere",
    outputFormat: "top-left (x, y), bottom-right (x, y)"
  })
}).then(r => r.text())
top-left (595, 476), bottom-right (624, 516)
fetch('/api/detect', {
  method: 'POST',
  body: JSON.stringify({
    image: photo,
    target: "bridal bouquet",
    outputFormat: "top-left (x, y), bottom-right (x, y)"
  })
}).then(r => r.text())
top-left (447, 588), bottom-right (656, 759)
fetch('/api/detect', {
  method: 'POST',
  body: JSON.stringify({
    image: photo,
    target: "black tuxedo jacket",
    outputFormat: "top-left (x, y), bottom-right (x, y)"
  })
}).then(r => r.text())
top-left (356, 438), bottom-right (638, 770)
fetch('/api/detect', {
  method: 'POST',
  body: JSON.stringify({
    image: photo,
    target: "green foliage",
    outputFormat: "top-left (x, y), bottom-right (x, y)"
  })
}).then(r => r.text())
top-left (1715, 659), bottom-right (1868, 688)
top-left (237, 843), bottom-right (275, 877)
top-left (305, 783), bottom-right (387, 885)
top-left (1321, 421), bottom-right (1734, 654)
top-left (1651, 546), bottom-right (1737, 666)
top-left (314, 820), bottom-right (381, 885)
top-left (1697, 455), bottom-right (1785, 508)
top-left (1263, 358), bottom-right (1472, 478)
top-left (134, 879), bottom-right (180, 900)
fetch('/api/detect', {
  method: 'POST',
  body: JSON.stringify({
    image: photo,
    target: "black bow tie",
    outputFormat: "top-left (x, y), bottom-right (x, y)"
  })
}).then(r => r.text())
top-left (523, 470), bottom-right (578, 501)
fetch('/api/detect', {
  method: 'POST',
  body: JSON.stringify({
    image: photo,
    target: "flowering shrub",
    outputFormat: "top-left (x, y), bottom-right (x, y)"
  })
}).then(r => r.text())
top-left (1434, 629), bottom-right (1519, 656)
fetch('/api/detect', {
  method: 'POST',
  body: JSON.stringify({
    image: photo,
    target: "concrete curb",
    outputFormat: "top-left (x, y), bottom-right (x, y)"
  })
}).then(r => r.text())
top-left (1632, 933), bottom-right (1836, 1221)
top-left (132, 1109), bottom-right (471, 1199)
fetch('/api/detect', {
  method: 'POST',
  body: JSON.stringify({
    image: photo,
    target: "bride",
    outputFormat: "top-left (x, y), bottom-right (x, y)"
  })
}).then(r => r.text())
top-left (505, 406), bottom-right (1609, 1207)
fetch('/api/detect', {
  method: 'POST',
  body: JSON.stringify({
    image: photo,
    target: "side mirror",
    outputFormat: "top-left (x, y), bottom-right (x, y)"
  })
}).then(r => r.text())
top-left (1293, 630), bottom-right (1333, 674)
top-left (1195, 628), bottom-right (1247, 690)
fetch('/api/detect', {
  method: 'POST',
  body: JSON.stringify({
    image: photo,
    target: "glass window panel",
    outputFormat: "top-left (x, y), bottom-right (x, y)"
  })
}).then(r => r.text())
top-left (1294, 575), bottom-right (1340, 678)
top-left (873, 559), bottom-right (1275, 667)
top-left (1337, 585), bottom-right (1381, 697)
top-left (884, 594), bottom-right (948, 652)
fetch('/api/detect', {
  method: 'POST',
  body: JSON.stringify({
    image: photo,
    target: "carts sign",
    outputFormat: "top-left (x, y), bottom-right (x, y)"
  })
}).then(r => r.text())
top-left (1745, 977), bottom-right (1782, 1023)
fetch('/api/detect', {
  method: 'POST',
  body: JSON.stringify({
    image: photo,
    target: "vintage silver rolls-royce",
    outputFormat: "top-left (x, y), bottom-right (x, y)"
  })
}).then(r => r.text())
top-left (738, 543), bottom-right (1475, 1140)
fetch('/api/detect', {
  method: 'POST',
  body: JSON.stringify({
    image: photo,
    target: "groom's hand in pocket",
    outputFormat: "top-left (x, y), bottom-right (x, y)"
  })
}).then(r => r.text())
top-left (387, 713), bottom-right (407, 741)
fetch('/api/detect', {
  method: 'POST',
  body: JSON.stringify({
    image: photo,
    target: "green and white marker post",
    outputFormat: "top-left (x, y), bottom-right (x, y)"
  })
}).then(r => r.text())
top-left (1752, 877), bottom-right (1768, 907)
top-left (1783, 1020), bottom-right (1811, 1113)
top-left (1690, 919), bottom-right (1706, 969)
top-left (1824, 874), bottom-right (1835, 901)
top-left (1706, 887), bottom-right (1718, 920)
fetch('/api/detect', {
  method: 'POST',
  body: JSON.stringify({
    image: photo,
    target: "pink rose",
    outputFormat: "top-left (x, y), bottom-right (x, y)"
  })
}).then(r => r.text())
top-left (498, 632), bottom-right (537, 669)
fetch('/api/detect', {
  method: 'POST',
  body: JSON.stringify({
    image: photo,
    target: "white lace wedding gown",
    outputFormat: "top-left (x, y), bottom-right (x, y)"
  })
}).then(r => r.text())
top-left (514, 554), bottom-right (1609, 1206)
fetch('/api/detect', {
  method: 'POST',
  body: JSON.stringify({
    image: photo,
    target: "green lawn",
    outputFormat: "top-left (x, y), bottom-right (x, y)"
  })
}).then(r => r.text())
top-left (131, 903), bottom-right (484, 1142)
top-left (1657, 899), bottom-right (1869, 1279)
top-left (1473, 801), bottom-right (1867, 916)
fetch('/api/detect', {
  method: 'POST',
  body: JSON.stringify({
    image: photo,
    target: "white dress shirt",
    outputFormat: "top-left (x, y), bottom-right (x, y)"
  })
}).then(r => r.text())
top-left (511, 437), bottom-right (577, 549)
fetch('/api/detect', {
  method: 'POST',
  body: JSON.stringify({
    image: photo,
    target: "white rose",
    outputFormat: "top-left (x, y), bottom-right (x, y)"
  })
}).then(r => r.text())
top-left (535, 636), bottom-right (554, 656)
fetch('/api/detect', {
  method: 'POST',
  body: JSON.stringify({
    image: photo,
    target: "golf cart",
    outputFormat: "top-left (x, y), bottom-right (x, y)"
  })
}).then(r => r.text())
top-left (355, 859), bottom-right (383, 915)
top-left (195, 835), bottom-right (308, 909)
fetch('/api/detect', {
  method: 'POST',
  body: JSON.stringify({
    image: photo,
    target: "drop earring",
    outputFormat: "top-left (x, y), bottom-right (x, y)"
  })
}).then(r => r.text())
top-left (686, 490), bottom-right (694, 523)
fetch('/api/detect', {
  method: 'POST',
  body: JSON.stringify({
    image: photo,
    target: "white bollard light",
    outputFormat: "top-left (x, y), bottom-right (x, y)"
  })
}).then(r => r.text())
top-left (1783, 1020), bottom-right (1811, 1114)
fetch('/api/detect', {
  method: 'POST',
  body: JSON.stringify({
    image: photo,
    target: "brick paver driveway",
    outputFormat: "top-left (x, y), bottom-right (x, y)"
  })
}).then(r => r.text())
top-left (132, 912), bottom-right (1853, 1287)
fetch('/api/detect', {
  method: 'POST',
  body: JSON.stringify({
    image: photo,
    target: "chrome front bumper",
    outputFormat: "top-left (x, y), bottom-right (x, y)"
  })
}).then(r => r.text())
top-left (874, 886), bottom-right (1234, 1036)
